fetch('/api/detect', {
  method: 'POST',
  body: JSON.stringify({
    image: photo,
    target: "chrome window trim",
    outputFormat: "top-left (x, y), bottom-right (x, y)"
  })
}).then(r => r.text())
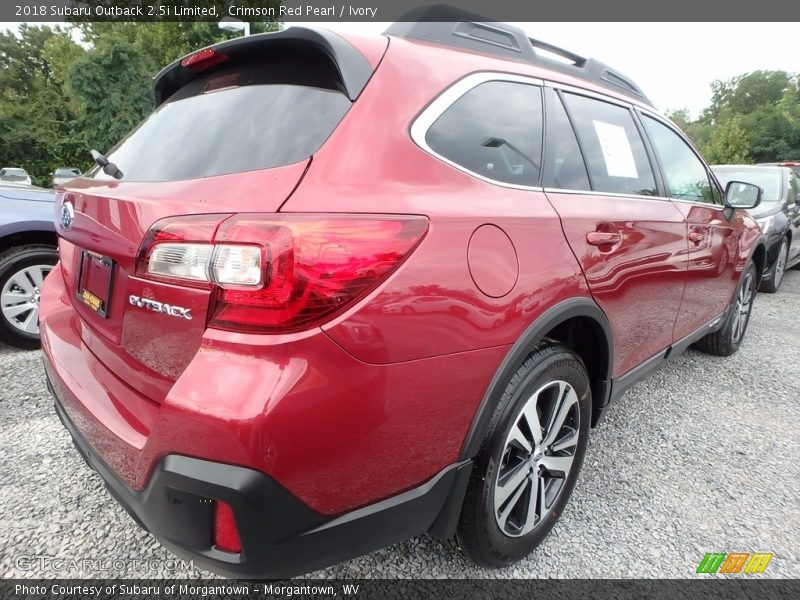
top-left (410, 72), bottom-right (546, 192)
top-left (543, 187), bottom-right (669, 203)
top-left (669, 197), bottom-right (727, 209)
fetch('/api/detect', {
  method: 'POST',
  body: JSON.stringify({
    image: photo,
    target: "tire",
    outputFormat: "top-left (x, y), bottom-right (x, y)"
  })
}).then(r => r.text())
top-left (759, 238), bottom-right (788, 293)
top-left (456, 341), bottom-right (591, 567)
top-left (0, 245), bottom-right (59, 349)
top-left (694, 261), bottom-right (758, 357)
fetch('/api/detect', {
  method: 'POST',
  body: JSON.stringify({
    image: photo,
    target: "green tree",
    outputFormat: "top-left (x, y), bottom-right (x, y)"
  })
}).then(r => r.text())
top-left (701, 114), bottom-right (750, 164)
top-left (672, 70), bottom-right (800, 165)
top-left (0, 20), bottom-right (279, 185)
top-left (0, 25), bottom-right (86, 185)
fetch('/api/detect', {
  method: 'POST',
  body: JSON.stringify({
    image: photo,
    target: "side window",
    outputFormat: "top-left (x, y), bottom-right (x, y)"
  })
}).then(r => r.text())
top-left (788, 172), bottom-right (798, 205)
top-left (425, 81), bottom-right (543, 186)
top-left (543, 94), bottom-right (591, 191)
top-left (562, 93), bottom-right (657, 196)
top-left (641, 115), bottom-right (715, 204)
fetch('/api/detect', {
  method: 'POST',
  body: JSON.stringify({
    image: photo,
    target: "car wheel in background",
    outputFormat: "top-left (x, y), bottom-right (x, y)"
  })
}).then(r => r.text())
top-left (0, 245), bottom-right (58, 349)
top-left (759, 238), bottom-right (789, 293)
top-left (694, 261), bottom-right (758, 357)
top-left (457, 341), bottom-right (591, 567)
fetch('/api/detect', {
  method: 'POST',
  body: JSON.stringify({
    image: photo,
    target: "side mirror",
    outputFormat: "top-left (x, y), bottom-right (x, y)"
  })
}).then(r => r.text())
top-left (724, 181), bottom-right (762, 210)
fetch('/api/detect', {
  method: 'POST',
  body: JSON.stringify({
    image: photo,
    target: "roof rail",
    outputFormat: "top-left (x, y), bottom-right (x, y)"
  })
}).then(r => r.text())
top-left (384, 6), bottom-right (652, 106)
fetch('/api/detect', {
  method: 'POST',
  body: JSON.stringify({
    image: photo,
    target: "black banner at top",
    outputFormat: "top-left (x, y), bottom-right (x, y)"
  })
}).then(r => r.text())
top-left (2, 0), bottom-right (800, 22)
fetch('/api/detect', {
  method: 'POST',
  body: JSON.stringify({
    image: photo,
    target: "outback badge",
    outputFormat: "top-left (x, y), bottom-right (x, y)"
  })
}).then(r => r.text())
top-left (129, 295), bottom-right (192, 320)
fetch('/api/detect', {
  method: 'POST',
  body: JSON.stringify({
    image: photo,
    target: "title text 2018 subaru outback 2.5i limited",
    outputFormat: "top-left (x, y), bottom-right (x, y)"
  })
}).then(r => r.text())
top-left (40, 16), bottom-right (766, 578)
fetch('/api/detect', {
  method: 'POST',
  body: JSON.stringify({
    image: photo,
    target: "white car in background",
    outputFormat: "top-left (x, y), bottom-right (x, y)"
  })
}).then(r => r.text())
top-left (51, 167), bottom-right (82, 188)
top-left (0, 167), bottom-right (32, 186)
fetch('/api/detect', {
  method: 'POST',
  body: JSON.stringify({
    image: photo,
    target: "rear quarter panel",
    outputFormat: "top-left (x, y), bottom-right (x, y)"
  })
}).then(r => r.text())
top-left (281, 37), bottom-right (591, 364)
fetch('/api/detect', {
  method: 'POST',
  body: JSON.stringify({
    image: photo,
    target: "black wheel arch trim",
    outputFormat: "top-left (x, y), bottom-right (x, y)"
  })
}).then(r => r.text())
top-left (459, 296), bottom-right (613, 461)
top-left (748, 239), bottom-right (768, 288)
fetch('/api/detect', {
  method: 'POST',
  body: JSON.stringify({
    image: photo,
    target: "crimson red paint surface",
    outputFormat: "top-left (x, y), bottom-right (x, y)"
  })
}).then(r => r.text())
top-left (39, 31), bottom-right (760, 519)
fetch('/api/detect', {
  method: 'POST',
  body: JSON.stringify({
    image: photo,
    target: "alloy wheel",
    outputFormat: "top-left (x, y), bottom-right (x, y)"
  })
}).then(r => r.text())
top-left (731, 271), bottom-right (754, 343)
top-left (1, 264), bottom-right (52, 335)
top-left (774, 240), bottom-right (788, 289)
top-left (493, 380), bottom-right (580, 537)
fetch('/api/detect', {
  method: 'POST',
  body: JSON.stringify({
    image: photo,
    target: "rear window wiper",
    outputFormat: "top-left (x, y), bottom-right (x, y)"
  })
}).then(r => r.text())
top-left (91, 149), bottom-right (124, 180)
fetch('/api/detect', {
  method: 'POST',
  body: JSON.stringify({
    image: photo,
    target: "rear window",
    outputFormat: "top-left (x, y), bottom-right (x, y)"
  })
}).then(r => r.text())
top-left (424, 81), bottom-right (544, 186)
top-left (1, 169), bottom-right (28, 181)
top-left (92, 59), bottom-right (351, 182)
top-left (713, 168), bottom-right (782, 203)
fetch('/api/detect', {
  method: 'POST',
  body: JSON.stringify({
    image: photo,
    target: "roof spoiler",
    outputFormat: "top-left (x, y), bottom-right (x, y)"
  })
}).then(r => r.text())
top-left (153, 27), bottom-right (374, 107)
top-left (385, 6), bottom-right (652, 106)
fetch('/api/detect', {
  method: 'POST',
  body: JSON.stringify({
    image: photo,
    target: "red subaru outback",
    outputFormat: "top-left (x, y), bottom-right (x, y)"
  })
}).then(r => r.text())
top-left (41, 18), bottom-right (765, 578)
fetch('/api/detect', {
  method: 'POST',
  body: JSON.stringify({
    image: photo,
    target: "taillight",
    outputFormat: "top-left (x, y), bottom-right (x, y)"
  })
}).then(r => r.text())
top-left (136, 214), bottom-right (428, 333)
top-left (136, 214), bottom-right (231, 288)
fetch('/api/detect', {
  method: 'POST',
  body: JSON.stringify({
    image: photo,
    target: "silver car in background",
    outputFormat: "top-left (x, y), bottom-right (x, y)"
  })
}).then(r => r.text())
top-left (0, 183), bottom-right (58, 348)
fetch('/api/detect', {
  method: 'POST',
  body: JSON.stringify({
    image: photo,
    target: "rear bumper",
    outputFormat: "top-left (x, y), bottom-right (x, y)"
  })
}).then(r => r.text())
top-left (49, 375), bottom-right (470, 578)
top-left (39, 263), bottom-right (479, 577)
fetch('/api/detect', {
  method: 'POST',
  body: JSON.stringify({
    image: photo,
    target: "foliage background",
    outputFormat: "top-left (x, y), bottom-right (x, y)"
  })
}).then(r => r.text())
top-left (1, 22), bottom-right (799, 186)
top-left (0, 21), bottom-right (277, 186)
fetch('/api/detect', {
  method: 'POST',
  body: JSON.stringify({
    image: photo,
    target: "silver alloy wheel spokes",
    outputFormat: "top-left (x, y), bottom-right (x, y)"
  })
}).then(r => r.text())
top-left (1, 264), bottom-right (52, 334)
top-left (774, 240), bottom-right (788, 288)
top-left (494, 380), bottom-right (580, 537)
top-left (732, 272), bottom-right (754, 343)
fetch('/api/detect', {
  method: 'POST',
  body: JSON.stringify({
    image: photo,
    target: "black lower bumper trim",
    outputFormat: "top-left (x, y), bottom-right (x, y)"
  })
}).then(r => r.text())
top-left (49, 378), bottom-right (471, 579)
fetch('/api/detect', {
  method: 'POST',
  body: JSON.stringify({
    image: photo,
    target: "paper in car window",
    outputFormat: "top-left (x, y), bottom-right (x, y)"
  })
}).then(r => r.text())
top-left (592, 120), bottom-right (638, 178)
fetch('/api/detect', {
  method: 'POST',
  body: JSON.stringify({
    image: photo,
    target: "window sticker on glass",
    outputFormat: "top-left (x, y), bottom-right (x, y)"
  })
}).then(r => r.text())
top-left (592, 120), bottom-right (638, 178)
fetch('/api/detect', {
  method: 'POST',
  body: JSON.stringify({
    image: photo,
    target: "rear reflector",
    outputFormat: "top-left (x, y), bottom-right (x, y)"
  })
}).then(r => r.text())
top-left (135, 214), bottom-right (428, 333)
top-left (213, 501), bottom-right (242, 553)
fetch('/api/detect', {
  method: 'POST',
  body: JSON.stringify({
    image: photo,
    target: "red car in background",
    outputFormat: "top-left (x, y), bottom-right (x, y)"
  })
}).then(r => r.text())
top-left (40, 13), bottom-right (765, 578)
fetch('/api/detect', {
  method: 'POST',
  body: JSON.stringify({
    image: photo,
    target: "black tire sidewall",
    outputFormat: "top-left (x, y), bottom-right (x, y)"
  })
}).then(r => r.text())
top-left (470, 347), bottom-right (591, 563)
top-left (0, 247), bottom-right (58, 347)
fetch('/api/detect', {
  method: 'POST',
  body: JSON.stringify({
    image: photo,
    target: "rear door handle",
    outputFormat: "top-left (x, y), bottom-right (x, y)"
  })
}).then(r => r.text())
top-left (586, 231), bottom-right (622, 246)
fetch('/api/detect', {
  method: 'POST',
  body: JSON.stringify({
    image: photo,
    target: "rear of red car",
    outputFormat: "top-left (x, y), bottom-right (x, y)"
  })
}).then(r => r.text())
top-left (40, 28), bottom-right (519, 577)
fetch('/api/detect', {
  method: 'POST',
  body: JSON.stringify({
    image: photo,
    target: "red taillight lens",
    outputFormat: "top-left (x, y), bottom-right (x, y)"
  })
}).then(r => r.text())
top-left (213, 501), bottom-right (241, 553)
top-left (209, 215), bottom-right (428, 333)
top-left (180, 48), bottom-right (229, 71)
top-left (134, 214), bottom-right (428, 333)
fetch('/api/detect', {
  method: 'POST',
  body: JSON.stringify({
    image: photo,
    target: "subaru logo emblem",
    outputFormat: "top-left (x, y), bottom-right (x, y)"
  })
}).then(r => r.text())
top-left (61, 200), bottom-right (75, 230)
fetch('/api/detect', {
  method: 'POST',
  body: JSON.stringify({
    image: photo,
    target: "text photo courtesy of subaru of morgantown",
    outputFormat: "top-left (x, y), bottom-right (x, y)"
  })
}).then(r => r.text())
top-left (1, 2), bottom-right (799, 589)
